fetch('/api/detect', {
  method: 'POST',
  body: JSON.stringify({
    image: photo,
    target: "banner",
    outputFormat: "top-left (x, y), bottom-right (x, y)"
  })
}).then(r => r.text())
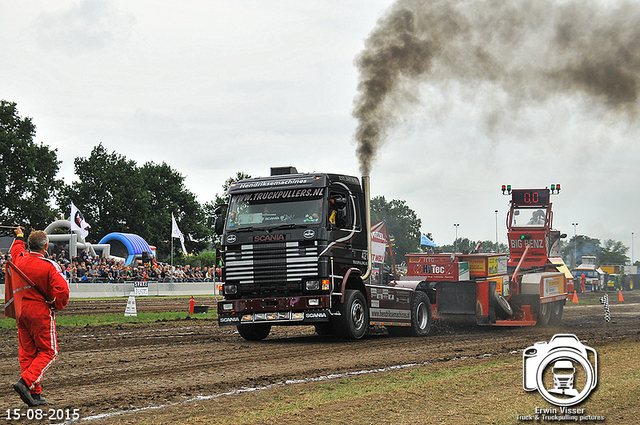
top-left (70, 202), bottom-right (91, 240)
top-left (171, 213), bottom-right (187, 255)
top-left (421, 233), bottom-right (437, 247)
top-left (371, 221), bottom-right (387, 264)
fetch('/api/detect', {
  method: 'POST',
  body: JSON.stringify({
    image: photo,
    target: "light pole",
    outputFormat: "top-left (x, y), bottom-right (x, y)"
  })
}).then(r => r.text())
top-left (572, 222), bottom-right (579, 268)
top-left (454, 223), bottom-right (460, 253)
top-left (495, 210), bottom-right (499, 247)
top-left (632, 232), bottom-right (635, 266)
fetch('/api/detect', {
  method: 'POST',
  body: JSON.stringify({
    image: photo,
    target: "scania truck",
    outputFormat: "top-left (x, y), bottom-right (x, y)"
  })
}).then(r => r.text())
top-left (215, 167), bottom-right (432, 340)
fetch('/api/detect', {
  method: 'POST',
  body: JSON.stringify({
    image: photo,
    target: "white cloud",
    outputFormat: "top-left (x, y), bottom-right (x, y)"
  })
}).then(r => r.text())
top-left (34, 0), bottom-right (135, 55)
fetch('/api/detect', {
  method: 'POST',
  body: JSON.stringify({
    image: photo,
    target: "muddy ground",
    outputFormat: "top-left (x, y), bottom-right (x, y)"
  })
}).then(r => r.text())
top-left (0, 291), bottom-right (638, 423)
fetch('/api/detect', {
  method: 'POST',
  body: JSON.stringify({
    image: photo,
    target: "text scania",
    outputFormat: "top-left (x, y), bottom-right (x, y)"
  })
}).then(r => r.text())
top-left (233, 188), bottom-right (324, 202)
top-left (254, 234), bottom-right (286, 242)
top-left (511, 239), bottom-right (545, 248)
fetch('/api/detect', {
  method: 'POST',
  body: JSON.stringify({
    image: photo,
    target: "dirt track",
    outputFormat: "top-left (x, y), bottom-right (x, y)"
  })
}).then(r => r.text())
top-left (0, 292), bottom-right (638, 422)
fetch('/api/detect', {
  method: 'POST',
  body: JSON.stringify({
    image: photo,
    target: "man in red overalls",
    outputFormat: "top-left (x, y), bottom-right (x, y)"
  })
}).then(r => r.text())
top-left (9, 227), bottom-right (69, 406)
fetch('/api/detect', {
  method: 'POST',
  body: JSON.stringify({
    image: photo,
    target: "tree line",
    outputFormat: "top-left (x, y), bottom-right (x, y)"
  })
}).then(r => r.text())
top-left (1, 100), bottom-right (218, 262)
top-left (1, 100), bottom-right (633, 267)
top-left (1, 100), bottom-right (426, 262)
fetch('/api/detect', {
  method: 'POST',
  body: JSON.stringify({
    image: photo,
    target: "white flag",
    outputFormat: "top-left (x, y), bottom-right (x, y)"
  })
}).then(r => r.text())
top-left (70, 202), bottom-right (90, 240)
top-left (171, 213), bottom-right (187, 255)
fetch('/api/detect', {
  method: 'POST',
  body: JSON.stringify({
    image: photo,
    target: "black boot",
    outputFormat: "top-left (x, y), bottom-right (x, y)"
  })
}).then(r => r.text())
top-left (13, 378), bottom-right (36, 407)
top-left (32, 393), bottom-right (47, 406)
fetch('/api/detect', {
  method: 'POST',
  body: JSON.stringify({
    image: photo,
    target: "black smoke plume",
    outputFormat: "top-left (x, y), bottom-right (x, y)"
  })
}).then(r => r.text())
top-left (353, 0), bottom-right (640, 175)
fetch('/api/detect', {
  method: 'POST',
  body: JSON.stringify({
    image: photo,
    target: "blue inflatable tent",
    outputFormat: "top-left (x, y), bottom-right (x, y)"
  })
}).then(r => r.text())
top-left (98, 233), bottom-right (152, 265)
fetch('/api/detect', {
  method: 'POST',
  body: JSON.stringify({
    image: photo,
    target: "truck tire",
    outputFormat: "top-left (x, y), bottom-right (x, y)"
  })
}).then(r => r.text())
top-left (549, 301), bottom-right (564, 325)
top-left (334, 289), bottom-right (368, 340)
top-left (492, 291), bottom-right (513, 320)
top-left (236, 324), bottom-right (271, 341)
top-left (386, 291), bottom-right (432, 337)
top-left (409, 291), bottom-right (432, 337)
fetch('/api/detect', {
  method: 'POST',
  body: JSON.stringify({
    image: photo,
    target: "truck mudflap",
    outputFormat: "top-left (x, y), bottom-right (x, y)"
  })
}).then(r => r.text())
top-left (218, 309), bottom-right (331, 326)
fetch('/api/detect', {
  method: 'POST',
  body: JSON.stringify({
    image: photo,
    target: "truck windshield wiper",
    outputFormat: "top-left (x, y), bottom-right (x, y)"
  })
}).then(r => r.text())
top-left (234, 227), bottom-right (255, 232)
top-left (272, 223), bottom-right (307, 230)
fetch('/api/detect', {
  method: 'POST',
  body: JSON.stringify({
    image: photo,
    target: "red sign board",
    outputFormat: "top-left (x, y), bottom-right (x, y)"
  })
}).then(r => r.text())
top-left (406, 254), bottom-right (470, 281)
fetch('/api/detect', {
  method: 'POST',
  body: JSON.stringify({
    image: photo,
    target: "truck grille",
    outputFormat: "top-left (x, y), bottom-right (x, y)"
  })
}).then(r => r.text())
top-left (224, 241), bottom-right (319, 297)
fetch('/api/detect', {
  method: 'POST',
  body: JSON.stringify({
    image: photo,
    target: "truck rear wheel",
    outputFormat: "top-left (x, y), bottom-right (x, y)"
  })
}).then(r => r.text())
top-left (409, 291), bottom-right (432, 337)
top-left (387, 291), bottom-right (432, 337)
top-left (236, 324), bottom-right (271, 341)
top-left (334, 289), bottom-right (368, 340)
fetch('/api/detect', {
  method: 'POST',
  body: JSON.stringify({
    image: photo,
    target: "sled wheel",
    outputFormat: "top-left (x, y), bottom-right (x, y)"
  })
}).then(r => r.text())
top-left (549, 301), bottom-right (564, 325)
top-left (537, 302), bottom-right (553, 326)
top-left (493, 291), bottom-right (513, 320)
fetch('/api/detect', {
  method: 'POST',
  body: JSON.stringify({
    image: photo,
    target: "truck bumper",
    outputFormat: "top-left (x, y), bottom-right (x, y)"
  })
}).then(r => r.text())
top-left (218, 295), bottom-right (331, 326)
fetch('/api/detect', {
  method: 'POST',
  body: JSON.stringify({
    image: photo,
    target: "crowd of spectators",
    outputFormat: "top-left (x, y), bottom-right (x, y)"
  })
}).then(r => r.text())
top-left (1, 250), bottom-right (221, 284)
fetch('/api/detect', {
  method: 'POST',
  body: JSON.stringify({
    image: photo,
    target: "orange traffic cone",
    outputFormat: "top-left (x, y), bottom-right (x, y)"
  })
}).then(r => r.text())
top-left (619, 290), bottom-right (624, 302)
top-left (572, 291), bottom-right (579, 303)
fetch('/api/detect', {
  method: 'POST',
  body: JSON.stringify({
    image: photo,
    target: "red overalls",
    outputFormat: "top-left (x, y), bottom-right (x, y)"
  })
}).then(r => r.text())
top-left (10, 239), bottom-right (69, 395)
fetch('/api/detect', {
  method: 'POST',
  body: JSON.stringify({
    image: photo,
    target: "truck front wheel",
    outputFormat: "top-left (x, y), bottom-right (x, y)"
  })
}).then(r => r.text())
top-left (237, 324), bottom-right (271, 341)
top-left (334, 289), bottom-right (368, 340)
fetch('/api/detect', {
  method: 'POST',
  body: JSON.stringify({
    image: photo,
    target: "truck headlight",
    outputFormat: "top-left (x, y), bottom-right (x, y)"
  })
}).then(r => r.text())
top-left (222, 303), bottom-right (234, 311)
top-left (308, 298), bottom-right (320, 306)
top-left (305, 280), bottom-right (320, 291)
top-left (225, 284), bottom-right (238, 295)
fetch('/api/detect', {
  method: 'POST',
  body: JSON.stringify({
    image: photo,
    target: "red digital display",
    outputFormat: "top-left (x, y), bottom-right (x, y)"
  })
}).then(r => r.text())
top-left (511, 189), bottom-right (549, 205)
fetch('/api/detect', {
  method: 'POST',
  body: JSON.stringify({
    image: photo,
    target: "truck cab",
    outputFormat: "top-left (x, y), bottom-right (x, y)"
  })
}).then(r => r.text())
top-left (216, 168), bottom-right (375, 340)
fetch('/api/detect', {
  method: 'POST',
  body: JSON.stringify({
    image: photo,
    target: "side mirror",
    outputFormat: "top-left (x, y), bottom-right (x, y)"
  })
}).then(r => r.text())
top-left (214, 204), bottom-right (227, 235)
top-left (214, 215), bottom-right (225, 235)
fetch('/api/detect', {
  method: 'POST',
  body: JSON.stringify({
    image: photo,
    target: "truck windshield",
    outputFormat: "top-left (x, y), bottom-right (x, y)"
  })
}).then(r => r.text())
top-left (226, 193), bottom-right (324, 230)
top-left (511, 207), bottom-right (548, 228)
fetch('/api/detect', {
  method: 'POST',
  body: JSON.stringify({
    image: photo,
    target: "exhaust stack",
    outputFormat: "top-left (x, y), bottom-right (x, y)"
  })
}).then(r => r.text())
top-left (361, 175), bottom-right (372, 281)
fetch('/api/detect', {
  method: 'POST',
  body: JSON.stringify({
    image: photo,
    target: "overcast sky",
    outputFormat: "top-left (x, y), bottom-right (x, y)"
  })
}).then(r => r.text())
top-left (1, 0), bottom-right (638, 260)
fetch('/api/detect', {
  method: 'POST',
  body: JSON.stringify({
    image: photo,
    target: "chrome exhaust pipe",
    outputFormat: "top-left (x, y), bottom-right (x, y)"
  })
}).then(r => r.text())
top-left (361, 174), bottom-right (372, 281)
